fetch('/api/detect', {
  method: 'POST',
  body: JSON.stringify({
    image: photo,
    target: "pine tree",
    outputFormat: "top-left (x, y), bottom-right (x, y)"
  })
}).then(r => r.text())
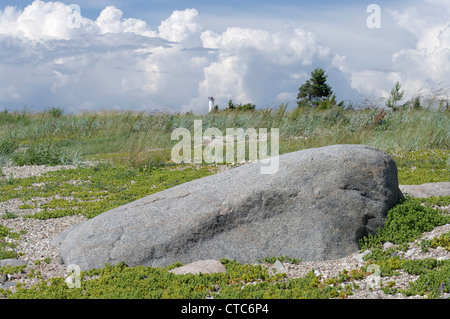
top-left (297, 68), bottom-right (333, 107)
top-left (386, 81), bottom-right (405, 111)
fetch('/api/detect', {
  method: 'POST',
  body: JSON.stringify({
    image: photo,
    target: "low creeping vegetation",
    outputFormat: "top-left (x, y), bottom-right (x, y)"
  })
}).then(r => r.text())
top-left (359, 195), bottom-right (450, 248)
top-left (392, 149), bottom-right (449, 185)
top-left (0, 260), bottom-right (349, 299)
top-left (358, 195), bottom-right (450, 298)
top-left (0, 225), bottom-right (23, 260)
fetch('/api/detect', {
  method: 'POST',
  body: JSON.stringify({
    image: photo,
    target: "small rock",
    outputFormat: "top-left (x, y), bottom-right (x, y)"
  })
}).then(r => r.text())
top-left (0, 281), bottom-right (16, 289)
top-left (383, 242), bottom-right (394, 249)
top-left (399, 182), bottom-right (450, 198)
top-left (405, 248), bottom-right (417, 258)
top-left (372, 291), bottom-right (382, 299)
top-left (0, 259), bottom-right (27, 267)
top-left (273, 260), bottom-right (286, 273)
top-left (0, 274), bottom-right (7, 285)
top-left (353, 250), bottom-right (371, 263)
top-left (169, 260), bottom-right (227, 275)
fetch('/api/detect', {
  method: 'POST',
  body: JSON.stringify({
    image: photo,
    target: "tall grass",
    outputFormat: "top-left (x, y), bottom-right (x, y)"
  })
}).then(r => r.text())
top-left (0, 105), bottom-right (448, 168)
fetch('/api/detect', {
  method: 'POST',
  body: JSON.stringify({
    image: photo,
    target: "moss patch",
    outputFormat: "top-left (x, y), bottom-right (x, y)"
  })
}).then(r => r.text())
top-left (0, 225), bottom-right (23, 260)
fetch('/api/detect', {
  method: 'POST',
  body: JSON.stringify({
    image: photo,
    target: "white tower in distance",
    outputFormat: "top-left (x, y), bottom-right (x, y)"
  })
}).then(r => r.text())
top-left (208, 96), bottom-right (215, 112)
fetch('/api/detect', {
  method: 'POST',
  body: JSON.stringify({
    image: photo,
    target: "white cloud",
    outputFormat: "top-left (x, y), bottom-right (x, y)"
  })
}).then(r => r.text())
top-left (386, 1), bottom-right (450, 100)
top-left (274, 92), bottom-right (297, 104)
top-left (337, 1), bottom-right (450, 105)
top-left (11, 1), bottom-right (450, 113)
top-left (0, 1), bottom-right (171, 111)
top-left (350, 70), bottom-right (390, 99)
top-left (201, 27), bottom-right (330, 65)
top-left (158, 8), bottom-right (202, 48)
top-left (1, 1), bottom-right (344, 114)
top-left (191, 55), bottom-right (248, 113)
top-left (0, 0), bottom-right (78, 40)
top-left (96, 5), bottom-right (156, 37)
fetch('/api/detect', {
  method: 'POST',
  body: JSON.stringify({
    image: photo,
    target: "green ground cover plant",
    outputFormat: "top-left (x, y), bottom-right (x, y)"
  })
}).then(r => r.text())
top-left (357, 195), bottom-right (450, 297)
top-left (2, 259), bottom-right (348, 299)
top-left (431, 231), bottom-right (450, 251)
top-left (401, 260), bottom-right (450, 297)
top-left (0, 225), bottom-right (23, 260)
top-left (359, 196), bottom-right (450, 248)
top-left (392, 149), bottom-right (449, 184)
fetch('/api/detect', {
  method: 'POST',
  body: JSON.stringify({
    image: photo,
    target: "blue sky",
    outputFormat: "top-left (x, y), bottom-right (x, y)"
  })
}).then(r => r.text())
top-left (1, 0), bottom-right (449, 113)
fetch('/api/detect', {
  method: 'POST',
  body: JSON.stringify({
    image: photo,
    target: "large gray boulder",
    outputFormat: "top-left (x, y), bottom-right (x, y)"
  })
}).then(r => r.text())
top-left (53, 144), bottom-right (403, 271)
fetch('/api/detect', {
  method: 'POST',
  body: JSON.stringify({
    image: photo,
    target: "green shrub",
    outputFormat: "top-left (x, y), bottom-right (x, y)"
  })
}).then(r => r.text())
top-left (257, 256), bottom-right (301, 264)
top-left (431, 232), bottom-right (450, 251)
top-left (359, 196), bottom-right (450, 249)
top-left (0, 225), bottom-right (22, 261)
top-left (6, 260), bottom-right (349, 299)
top-left (0, 140), bottom-right (18, 156)
top-left (401, 260), bottom-right (450, 298)
top-left (12, 141), bottom-right (71, 166)
top-left (227, 100), bottom-right (256, 111)
top-left (45, 107), bottom-right (64, 118)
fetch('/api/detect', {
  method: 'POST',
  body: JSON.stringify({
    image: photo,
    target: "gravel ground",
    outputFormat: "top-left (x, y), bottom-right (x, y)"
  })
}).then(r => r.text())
top-left (0, 163), bottom-right (449, 299)
top-left (0, 163), bottom-right (89, 292)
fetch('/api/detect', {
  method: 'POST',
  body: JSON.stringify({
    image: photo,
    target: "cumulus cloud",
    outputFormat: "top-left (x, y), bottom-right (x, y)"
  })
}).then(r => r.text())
top-left (0, 2), bottom-right (208, 111)
top-left (1, 0), bottom-right (388, 113)
top-left (0, 0), bottom-right (346, 114)
top-left (96, 5), bottom-right (156, 37)
top-left (333, 0), bottom-right (450, 106)
top-left (0, 1), bottom-right (172, 111)
top-left (158, 8), bottom-right (202, 47)
top-left (385, 1), bottom-right (450, 100)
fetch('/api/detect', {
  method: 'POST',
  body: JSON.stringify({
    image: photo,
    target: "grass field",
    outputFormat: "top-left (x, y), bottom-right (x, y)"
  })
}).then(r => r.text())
top-left (0, 104), bottom-right (449, 299)
top-left (0, 105), bottom-right (448, 169)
